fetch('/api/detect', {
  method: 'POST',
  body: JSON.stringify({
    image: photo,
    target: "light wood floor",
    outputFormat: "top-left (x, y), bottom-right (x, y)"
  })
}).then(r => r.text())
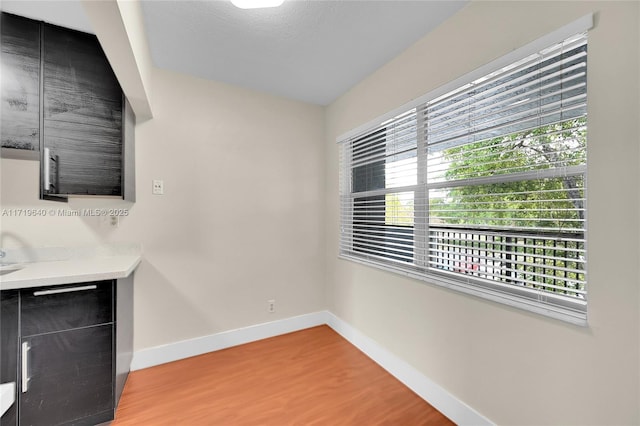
top-left (113, 325), bottom-right (454, 425)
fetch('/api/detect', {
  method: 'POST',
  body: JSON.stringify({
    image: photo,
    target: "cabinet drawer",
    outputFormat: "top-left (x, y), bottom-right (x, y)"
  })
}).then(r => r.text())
top-left (21, 281), bottom-right (113, 336)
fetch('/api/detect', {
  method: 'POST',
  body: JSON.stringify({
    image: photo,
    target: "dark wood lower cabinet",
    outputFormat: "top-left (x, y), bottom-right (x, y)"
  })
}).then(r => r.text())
top-left (0, 279), bottom-right (132, 426)
top-left (1, 291), bottom-right (19, 426)
top-left (20, 326), bottom-right (114, 426)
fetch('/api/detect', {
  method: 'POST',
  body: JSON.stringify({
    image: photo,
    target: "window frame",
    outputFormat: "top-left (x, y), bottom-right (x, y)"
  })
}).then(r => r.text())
top-left (337, 14), bottom-right (593, 326)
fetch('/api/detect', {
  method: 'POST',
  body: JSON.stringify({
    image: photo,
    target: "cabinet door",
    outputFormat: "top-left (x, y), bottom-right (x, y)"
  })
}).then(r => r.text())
top-left (1, 291), bottom-right (19, 426)
top-left (42, 23), bottom-right (123, 196)
top-left (0, 13), bottom-right (40, 151)
top-left (20, 325), bottom-right (113, 426)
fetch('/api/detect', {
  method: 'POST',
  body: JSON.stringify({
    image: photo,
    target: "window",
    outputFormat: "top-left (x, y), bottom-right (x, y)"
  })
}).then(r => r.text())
top-left (338, 21), bottom-right (591, 325)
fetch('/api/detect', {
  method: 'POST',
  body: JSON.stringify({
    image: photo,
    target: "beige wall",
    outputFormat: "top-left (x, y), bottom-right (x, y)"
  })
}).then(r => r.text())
top-left (0, 68), bottom-right (326, 350)
top-left (325, 1), bottom-right (639, 425)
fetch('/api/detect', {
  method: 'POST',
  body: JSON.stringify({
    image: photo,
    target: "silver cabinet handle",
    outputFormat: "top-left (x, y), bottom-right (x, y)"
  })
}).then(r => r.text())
top-left (33, 284), bottom-right (97, 296)
top-left (44, 147), bottom-right (51, 191)
top-left (21, 342), bottom-right (30, 393)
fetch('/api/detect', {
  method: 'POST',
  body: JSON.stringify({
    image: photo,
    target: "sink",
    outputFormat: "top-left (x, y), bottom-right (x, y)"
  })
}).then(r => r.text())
top-left (0, 263), bottom-right (23, 276)
top-left (0, 382), bottom-right (15, 416)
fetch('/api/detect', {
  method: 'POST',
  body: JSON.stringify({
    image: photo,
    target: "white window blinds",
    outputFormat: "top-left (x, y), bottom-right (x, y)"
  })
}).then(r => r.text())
top-left (339, 28), bottom-right (589, 325)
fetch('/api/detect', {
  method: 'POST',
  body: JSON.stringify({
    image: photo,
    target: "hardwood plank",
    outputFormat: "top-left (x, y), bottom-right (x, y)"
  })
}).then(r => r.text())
top-left (113, 326), bottom-right (453, 425)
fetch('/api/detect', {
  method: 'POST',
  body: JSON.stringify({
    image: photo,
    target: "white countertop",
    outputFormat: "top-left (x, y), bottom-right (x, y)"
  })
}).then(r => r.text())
top-left (0, 244), bottom-right (141, 290)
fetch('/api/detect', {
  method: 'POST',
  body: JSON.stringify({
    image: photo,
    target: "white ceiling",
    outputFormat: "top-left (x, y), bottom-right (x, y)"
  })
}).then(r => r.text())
top-left (1, 0), bottom-right (467, 106)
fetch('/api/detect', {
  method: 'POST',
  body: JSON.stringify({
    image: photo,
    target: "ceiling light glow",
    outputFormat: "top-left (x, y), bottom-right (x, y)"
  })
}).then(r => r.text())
top-left (230, 0), bottom-right (284, 9)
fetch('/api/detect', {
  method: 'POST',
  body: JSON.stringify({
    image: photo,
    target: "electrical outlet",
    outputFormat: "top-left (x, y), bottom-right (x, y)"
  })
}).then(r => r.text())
top-left (152, 179), bottom-right (164, 195)
top-left (267, 300), bottom-right (275, 313)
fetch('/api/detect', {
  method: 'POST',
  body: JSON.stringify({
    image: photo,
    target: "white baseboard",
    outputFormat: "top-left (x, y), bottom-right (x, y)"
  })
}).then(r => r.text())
top-left (130, 310), bottom-right (492, 426)
top-left (130, 311), bottom-right (329, 371)
top-left (325, 312), bottom-right (493, 426)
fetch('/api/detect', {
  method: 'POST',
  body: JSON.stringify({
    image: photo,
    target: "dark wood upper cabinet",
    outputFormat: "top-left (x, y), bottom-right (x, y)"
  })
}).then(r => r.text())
top-left (0, 13), bottom-right (41, 152)
top-left (43, 24), bottom-right (124, 197)
top-left (0, 12), bottom-right (135, 201)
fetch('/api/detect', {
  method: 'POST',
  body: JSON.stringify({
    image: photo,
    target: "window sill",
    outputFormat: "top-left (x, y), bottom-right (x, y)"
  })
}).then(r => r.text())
top-left (338, 253), bottom-right (588, 327)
